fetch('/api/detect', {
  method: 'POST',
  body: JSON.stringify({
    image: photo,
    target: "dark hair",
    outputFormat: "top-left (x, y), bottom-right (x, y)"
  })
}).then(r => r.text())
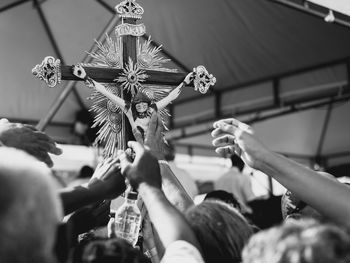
top-left (230, 154), bottom-right (245, 172)
top-left (185, 200), bottom-right (253, 263)
top-left (78, 166), bottom-right (94, 179)
top-left (205, 190), bottom-right (241, 212)
top-left (242, 219), bottom-right (350, 263)
top-left (73, 237), bottom-right (150, 263)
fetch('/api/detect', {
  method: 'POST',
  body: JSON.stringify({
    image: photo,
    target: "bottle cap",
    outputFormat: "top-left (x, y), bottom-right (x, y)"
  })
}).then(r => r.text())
top-left (127, 191), bottom-right (138, 200)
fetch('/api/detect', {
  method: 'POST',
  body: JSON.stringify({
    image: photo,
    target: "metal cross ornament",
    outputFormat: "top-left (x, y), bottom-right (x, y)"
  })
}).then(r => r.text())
top-left (32, 0), bottom-right (216, 157)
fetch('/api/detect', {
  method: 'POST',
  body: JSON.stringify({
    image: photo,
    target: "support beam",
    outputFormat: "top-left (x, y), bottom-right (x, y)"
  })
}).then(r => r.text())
top-left (168, 94), bottom-right (350, 140)
top-left (32, 0), bottom-right (85, 110)
top-left (1, 116), bottom-right (72, 128)
top-left (267, 0), bottom-right (350, 29)
top-left (215, 92), bottom-right (221, 118)
top-left (36, 15), bottom-right (120, 131)
top-left (174, 57), bottom-right (350, 106)
top-left (315, 100), bottom-right (333, 157)
top-left (273, 79), bottom-right (281, 106)
top-left (0, 0), bottom-right (30, 14)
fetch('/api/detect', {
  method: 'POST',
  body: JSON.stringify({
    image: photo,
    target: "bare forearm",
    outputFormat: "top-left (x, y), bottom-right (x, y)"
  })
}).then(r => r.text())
top-left (258, 151), bottom-right (350, 227)
top-left (159, 163), bottom-right (194, 212)
top-left (139, 184), bottom-right (201, 250)
top-left (59, 183), bottom-right (125, 215)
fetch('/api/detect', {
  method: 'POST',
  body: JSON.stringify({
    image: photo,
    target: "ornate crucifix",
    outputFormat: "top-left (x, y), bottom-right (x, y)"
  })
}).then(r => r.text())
top-left (32, 0), bottom-right (216, 157)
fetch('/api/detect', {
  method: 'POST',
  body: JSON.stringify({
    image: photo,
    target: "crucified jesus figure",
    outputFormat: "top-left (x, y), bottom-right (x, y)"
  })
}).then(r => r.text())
top-left (72, 64), bottom-right (194, 141)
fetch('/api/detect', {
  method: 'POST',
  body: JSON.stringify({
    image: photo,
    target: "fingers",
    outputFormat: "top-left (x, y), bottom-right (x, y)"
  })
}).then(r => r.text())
top-left (118, 151), bottom-right (133, 175)
top-left (127, 141), bottom-right (144, 157)
top-left (211, 124), bottom-right (237, 137)
top-left (132, 128), bottom-right (144, 144)
top-left (26, 147), bottom-right (54, 167)
top-left (155, 113), bottom-right (163, 135)
top-left (31, 131), bottom-right (62, 155)
top-left (215, 145), bottom-right (241, 157)
top-left (148, 111), bottom-right (158, 135)
top-left (23, 124), bottom-right (37, 131)
top-left (0, 118), bottom-right (9, 124)
top-left (212, 134), bottom-right (236, 147)
top-left (213, 118), bottom-right (252, 132)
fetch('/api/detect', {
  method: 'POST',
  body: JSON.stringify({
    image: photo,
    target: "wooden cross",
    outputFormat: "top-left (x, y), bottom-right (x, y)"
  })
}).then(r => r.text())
top-left (32, 0), bottom-right (215, 155)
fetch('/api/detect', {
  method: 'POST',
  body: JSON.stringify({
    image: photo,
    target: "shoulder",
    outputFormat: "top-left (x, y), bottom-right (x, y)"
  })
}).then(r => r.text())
top-left (161, 240), bottom-right (204, 263)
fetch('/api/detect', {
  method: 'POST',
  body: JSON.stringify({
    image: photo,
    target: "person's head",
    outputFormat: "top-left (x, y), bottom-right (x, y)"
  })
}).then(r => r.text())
top-left (0, 147), bottom-right (62, 263)
top-left (281, 172), bottom-right (338, 222)
top-left (242, 219), bottom-right (350, 263)
top-left (205, 190), bottom-right (241, 212)
top-left (185, 200), bottom-right (253, 263)
top-left (230, 154), bottom-right (245, 172)
top-left (132, 92), bottom-right (151, 114)
top-left (73, 237), bottom-right (150, 263)
top-left (78, 165), bottom-right (94, 179)
top-left (281, 190), bottom-right (324, 222)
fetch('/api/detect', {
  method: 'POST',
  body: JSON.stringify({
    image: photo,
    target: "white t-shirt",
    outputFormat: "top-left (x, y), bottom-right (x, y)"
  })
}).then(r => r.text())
top-left (161, 240), bottom-right (204, 263)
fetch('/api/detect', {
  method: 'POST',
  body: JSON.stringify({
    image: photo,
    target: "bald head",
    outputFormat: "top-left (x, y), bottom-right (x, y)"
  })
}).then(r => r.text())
top-left (0, 147), bottom-right (62, 263)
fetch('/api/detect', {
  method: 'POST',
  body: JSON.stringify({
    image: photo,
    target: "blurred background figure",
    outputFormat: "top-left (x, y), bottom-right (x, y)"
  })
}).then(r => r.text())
top-left (164, 142), bottom-right (198, 199)
top-left (242, 219), bottom-right (350, 263)
top-left (214, 154), bottom-right (255, 212)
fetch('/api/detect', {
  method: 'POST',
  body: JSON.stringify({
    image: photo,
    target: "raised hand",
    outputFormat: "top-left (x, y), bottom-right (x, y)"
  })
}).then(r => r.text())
top-left (211, 118), bottom-right (269, 169)
top-left (119, 141), bottom-right (161, 190)
top-left (0, 119), bottom-right (62, 167)
top-left (88, 156), bottom-right (126, 200)
top-left (144, 112), bottom-right (165, 160)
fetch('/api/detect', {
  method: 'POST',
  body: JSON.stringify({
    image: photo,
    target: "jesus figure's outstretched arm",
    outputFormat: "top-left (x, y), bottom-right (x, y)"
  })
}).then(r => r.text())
top-left (72, 64), bottom-right (127, 112)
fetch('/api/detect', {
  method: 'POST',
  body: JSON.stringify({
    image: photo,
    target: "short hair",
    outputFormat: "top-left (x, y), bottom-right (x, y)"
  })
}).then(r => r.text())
top-left (242, 219), bottom-right (350, 263)
top-left (73, 237), bottom-right (150, 263)
top-left (185, 200), bottom-right (253, 263)
top-left (205, 190), bottom-right (241, 212)
top-left (230, 154), bottom-right (245, 172)
top-left (0, 148), bottom-right (62, 263)
top-left (79, 165), bottom-right (94, 179)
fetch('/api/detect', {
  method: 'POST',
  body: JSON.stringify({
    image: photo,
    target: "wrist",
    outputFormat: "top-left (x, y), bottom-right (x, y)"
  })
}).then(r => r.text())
top-left (139, 183), bottom-right (162, 197)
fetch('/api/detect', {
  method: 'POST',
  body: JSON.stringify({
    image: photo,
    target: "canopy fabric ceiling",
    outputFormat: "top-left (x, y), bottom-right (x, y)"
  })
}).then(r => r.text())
top-left (0, 0), bottom-right (350, 165)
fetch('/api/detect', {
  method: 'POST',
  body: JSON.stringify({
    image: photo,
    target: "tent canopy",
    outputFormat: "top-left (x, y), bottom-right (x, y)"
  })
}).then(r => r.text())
top-left (1, 0), bottom-right (350, 167)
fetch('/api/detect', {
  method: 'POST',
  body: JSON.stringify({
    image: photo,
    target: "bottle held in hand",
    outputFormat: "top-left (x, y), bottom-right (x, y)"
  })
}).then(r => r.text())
top-left (114, 191), bottom-right (141, 246)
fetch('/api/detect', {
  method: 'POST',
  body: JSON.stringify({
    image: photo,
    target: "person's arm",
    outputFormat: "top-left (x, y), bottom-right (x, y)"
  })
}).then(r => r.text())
top-left (60, 160), bottom-right (126, 215)
top-left (120, 141), bottom-right (202, 252)
top-left (212, 118), bottom-right (350, 227)
top-left (143, 112), bottom-right (194, 211)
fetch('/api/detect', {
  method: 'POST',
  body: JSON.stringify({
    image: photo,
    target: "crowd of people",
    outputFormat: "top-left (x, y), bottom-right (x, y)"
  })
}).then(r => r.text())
top-left (1, 111), bottom-right (350, 263)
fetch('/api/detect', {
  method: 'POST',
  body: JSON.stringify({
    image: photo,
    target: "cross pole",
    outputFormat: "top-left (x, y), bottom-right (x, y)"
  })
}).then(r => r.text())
top-left (32, 0), bottom-right (215, 153)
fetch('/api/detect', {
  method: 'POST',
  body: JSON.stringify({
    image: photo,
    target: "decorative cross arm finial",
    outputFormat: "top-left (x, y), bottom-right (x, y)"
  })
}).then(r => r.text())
top-left (191, 65), bottom-right (216, 94)
top-left (32, 56), bottom-right (61, 88)
top-left (115, 0), bottom-right (144, 20)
